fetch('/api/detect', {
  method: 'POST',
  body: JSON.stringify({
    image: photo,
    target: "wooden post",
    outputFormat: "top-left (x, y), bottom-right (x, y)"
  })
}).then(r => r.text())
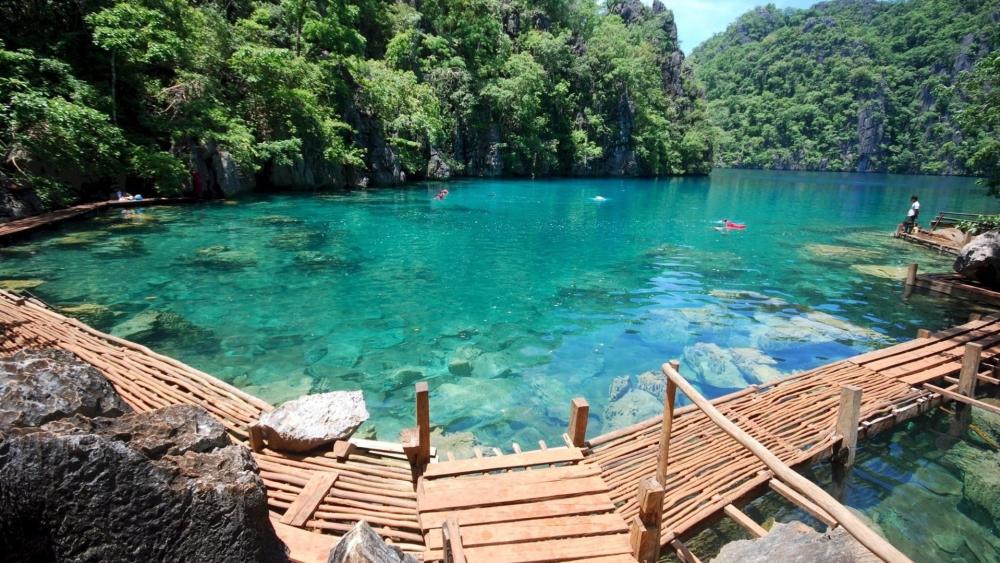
top-left (660, 362), bottom-right (912, 563)
top-left (656, 360), bottom-right (679, 485)
top-left (248, 424), bottom-right (264, 453)
top-left (442, 518), bottom-right (466, 563)
top-left (833, 385), bottom-right (862, 467)
top-left (905, 263), bottom-right (918, 286)
top-left (416, 381), bottom-right (431, 466)
top-left (630, 477), bottom-right (664, 563)
top-left (567, 398), bottom-right (589, 447)
top-left (958, 343), bottom-right (982, 398)
top-left (916, 328), bottom-right (932, 339)
top-left (969, 313), bottom-right (982, 322)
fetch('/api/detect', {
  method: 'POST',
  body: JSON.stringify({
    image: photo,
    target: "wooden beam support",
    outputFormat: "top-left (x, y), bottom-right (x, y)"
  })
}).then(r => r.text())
top-left (416, 382), bottom-right (431, 464)
top-left (442, 518), bottom-right (466, 563)
top-left (958, 343), bottom-right (982, 398)
top-left (661, 362), bottom-right (912, 563)
top-left (905, 263), bottom-right (918, 286)
top-left (332, 440), bottom-right (353, 461)
top-left (567, 397), bottom-right (590, 447)
top-left (631, 477), bottom-right (665, 563)
top-left (834, 385), bottom-right (862, 467)
top-left (723, 504), bottom-right (767, 538)
top-left (925, 383), bottom-right (1000, 416)
top-left (248, 424), bottom-right (264, 453)
top-left (656, 359), bottom-right (679, 485)
top-left (768, 479), bottom-right (837, 529)
top-left (670, 539), bottom-right (702, 563)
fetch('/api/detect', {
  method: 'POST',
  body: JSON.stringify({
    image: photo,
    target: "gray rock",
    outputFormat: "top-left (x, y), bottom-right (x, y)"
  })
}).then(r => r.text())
top-left (328, 521), bottom-right (416, 563)
top-left (0, 186), bottom-right (44, 222)
top-left (954, 231), bottom-right (1000, 288)
top-left (0, 348), bottom-right (132, 429)
top-left (426, 148), bottom-right (452, 180)
top-left (259, 391), bottom-right (369, 452)
top-left (682, 342), bottom-right (751, 389)
top-left (0, 405), bottom-right (287, 562)
top-left (711, 521), bottom-right (878, 563)
top-left (602, 388), bottom-right (661, 433)
top-left (609, 375), bottom-right (631, 401)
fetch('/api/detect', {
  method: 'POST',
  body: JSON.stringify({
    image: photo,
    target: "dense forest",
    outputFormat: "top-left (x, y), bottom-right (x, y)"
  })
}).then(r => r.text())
top-left (691, 0), bottom-right (1000, 179)
top-left (0, 0), bottom-right (713, 216)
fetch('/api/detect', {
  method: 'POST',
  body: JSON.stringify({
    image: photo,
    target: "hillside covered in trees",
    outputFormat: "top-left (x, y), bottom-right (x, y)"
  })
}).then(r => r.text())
top-left (690, 0), bottom-right (1000, 176)
top-left (0, 0), bottom-right (712, 216)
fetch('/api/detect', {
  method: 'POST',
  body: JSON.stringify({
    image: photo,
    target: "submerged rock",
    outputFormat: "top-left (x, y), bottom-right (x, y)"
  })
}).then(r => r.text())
top-left (850, 264), bottom-right (908, 280)
top-left (111, 309), bottom-right (219, 354)
top-left (0, 348), bottom-right (132, 428)
top-left (258, 391), bottom-right (369, 452)
top-left (328, 521), bottom-right (416, 563)
top-left (60, 303), bottom-right (115, 325)
top-left (954, 231), bottom-right (1000, 288)
top-left (0, 279), bottom-right (46, 291)
top-left (750, 311), bottom-right (885, 350)
top-left (683, 342), bottom-right (752, 389)
top-left (190, 245), bottom-right (259, 270)
top-left (710, 521), bottom-right (877, 562)
top-left (49, 230), bottom-right (107, 247)
top-left (602, 388), bottom-right (660, 432)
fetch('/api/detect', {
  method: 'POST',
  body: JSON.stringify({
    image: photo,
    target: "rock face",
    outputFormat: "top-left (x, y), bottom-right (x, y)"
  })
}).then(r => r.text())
top-left (191, 142), bottom-right (254, 197)
top-left (0, 185), bottom-right (44, 222)
top-left (0, 348), bottom-right (132, 428)
top-left (426, 148), bottom-right (452, 180)
top-left (258, 391), bottom-right (369, 452)
top-left (328, 521), bottom-right (417, 563)
top-left (0, 402), bottom-right (287, 562)
top-left (711, 521), bottom-right (878, 563)
top-left (954, 231), bottom-right (1000, 288)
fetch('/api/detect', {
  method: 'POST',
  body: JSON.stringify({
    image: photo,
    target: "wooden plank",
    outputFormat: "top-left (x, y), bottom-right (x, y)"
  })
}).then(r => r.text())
top-left (418, 475), bottom-right (607, 513)
top-left (425, 513), bottom-right (628, 550)
top-left (437, 534), bottom-right (633, 563)
top-left (271, 518), bottom-right (337, 563)
top-left (958, 343), bottom-right (982, 397)
top-left (722, 504), bottom-right (767, 538)
top-left (563, 556), bottom-right (637, 563)
top-left (280, 472), bottom-right (339, 526)
top-left (568, 398), bottom-right (590, 447)
top-left (422, 447), bottom-right (583, 478)
top-left (421, 464), bottom-right (600, 495)
top-left (442, 518), bottom-right (466, 563)
top-left (419, 493), bottom-right (617, 530)
top-left (834, 385), bottom-right (862, 467)
top-left (849, 317), bottom-right (997, 365)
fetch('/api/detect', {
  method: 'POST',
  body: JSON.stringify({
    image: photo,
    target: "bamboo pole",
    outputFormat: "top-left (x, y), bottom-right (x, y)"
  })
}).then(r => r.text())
top-left (660, 362), bottom-right (912, 563)
top-left (656, 359), bottom-right (679, 485)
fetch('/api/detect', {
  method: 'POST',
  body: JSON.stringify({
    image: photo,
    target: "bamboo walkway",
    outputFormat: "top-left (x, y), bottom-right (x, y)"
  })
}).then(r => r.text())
top-left (1, 288), bottom-right (997, 561)
top-left (0, 197), bottom-right (191, 241)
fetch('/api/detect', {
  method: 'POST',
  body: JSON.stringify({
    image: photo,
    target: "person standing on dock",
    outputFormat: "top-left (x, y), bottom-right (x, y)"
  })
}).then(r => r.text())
top-left (903, 195), bottom-right (920, 233)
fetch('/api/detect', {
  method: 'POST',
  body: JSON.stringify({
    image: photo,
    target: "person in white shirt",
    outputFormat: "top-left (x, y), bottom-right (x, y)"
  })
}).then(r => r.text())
top-left (904, 195), bottom-right (920, 233)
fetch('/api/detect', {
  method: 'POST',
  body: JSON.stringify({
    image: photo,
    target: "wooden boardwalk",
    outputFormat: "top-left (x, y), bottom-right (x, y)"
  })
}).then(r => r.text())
top-left (912, 272), bottom-right (1000, 307)
top-left (1, 288), bottom-right (997, 561)
top-left (0, 197), bottom-right (190, 241)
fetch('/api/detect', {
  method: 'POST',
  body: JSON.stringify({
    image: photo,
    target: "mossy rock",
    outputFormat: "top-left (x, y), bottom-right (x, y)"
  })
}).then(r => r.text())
top-left (851, 264), bottom-right (908, 279)
top-left (189, 245), bottom-right (258, 270)
top-left (93, 236), bottom-right (146, 256)
top-left (271, 230), bottom-right (323, 250)
top-left (49, 231), bottom-right (108, 247)
top-left (61, 303), bottom-right (116, 326)
top-left (0, 279), bottom-right (46, 291)
top-left (112, 309), bottom-right (219, 354)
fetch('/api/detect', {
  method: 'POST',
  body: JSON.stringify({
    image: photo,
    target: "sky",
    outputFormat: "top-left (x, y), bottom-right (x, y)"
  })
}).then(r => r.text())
top-left (657, 0), bottom-right (818, 53)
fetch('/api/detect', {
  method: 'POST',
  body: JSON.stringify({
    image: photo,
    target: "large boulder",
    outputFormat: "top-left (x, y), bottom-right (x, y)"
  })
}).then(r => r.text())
top-left (0, 348), bottom-right (132, 428)
top-left (954, 231), bottom-right (1000, 287)
top-left (711, 521), bottom-right (878, 563)
top-left (0, 404), bottom-right (287, 562)
top-left (258, 391), bottom-right (369, 453)
top-left (328, 521), bottom-right (417, 563)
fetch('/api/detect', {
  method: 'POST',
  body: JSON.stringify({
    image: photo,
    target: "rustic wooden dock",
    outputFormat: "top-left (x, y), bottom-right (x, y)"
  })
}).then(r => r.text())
top-left (2, 289), bottom-right (998, 562)
top-left (0, 197), bottom-right (191, 241)
top-left (910, 271), bottom-right (1000, 307)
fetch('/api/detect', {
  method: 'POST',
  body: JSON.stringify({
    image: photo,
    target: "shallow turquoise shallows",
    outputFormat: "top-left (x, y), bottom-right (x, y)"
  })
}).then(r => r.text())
top-left (0, 169), bottom-right (994, 447)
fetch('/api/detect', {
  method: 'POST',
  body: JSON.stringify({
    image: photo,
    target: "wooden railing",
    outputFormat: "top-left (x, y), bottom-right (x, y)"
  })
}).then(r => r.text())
top-left (638, 362), bottom-right (913, 563)
top-left (929, 211), bottom-right (988, 230)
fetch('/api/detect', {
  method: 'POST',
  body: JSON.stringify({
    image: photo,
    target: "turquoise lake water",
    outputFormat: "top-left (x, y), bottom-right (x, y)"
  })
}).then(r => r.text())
top-left (0, 169), bottom-right (994, 446)
top-left (1, 169), bottom-right (998, 560)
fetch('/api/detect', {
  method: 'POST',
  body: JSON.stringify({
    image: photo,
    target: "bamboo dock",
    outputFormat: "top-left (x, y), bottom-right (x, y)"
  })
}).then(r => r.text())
top-left (0, 197), bottom-right (191, 241)
top-left (1, 289), bottom-right (998, 562)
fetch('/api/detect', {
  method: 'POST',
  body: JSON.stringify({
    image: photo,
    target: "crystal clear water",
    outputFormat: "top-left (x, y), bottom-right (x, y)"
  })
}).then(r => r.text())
top-left (0, 169), bottom-right (994, 447)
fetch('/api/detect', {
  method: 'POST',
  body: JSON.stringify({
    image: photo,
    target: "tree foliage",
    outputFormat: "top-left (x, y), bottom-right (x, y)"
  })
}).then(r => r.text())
top-left (691, 0), bottom-right (1000, 178)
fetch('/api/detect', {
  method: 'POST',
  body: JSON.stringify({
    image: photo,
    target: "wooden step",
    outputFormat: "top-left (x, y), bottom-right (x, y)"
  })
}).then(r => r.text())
top-left (424, 513), bottom-right (627, 551)
top-left (419, 492), bottom-right (617, 530)
top-left (418, 475), bottom-right (606, 513)
top-left (422, 447), bottom-right (583, 478)
top-left (279, 471), bottom-right (339, 526)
